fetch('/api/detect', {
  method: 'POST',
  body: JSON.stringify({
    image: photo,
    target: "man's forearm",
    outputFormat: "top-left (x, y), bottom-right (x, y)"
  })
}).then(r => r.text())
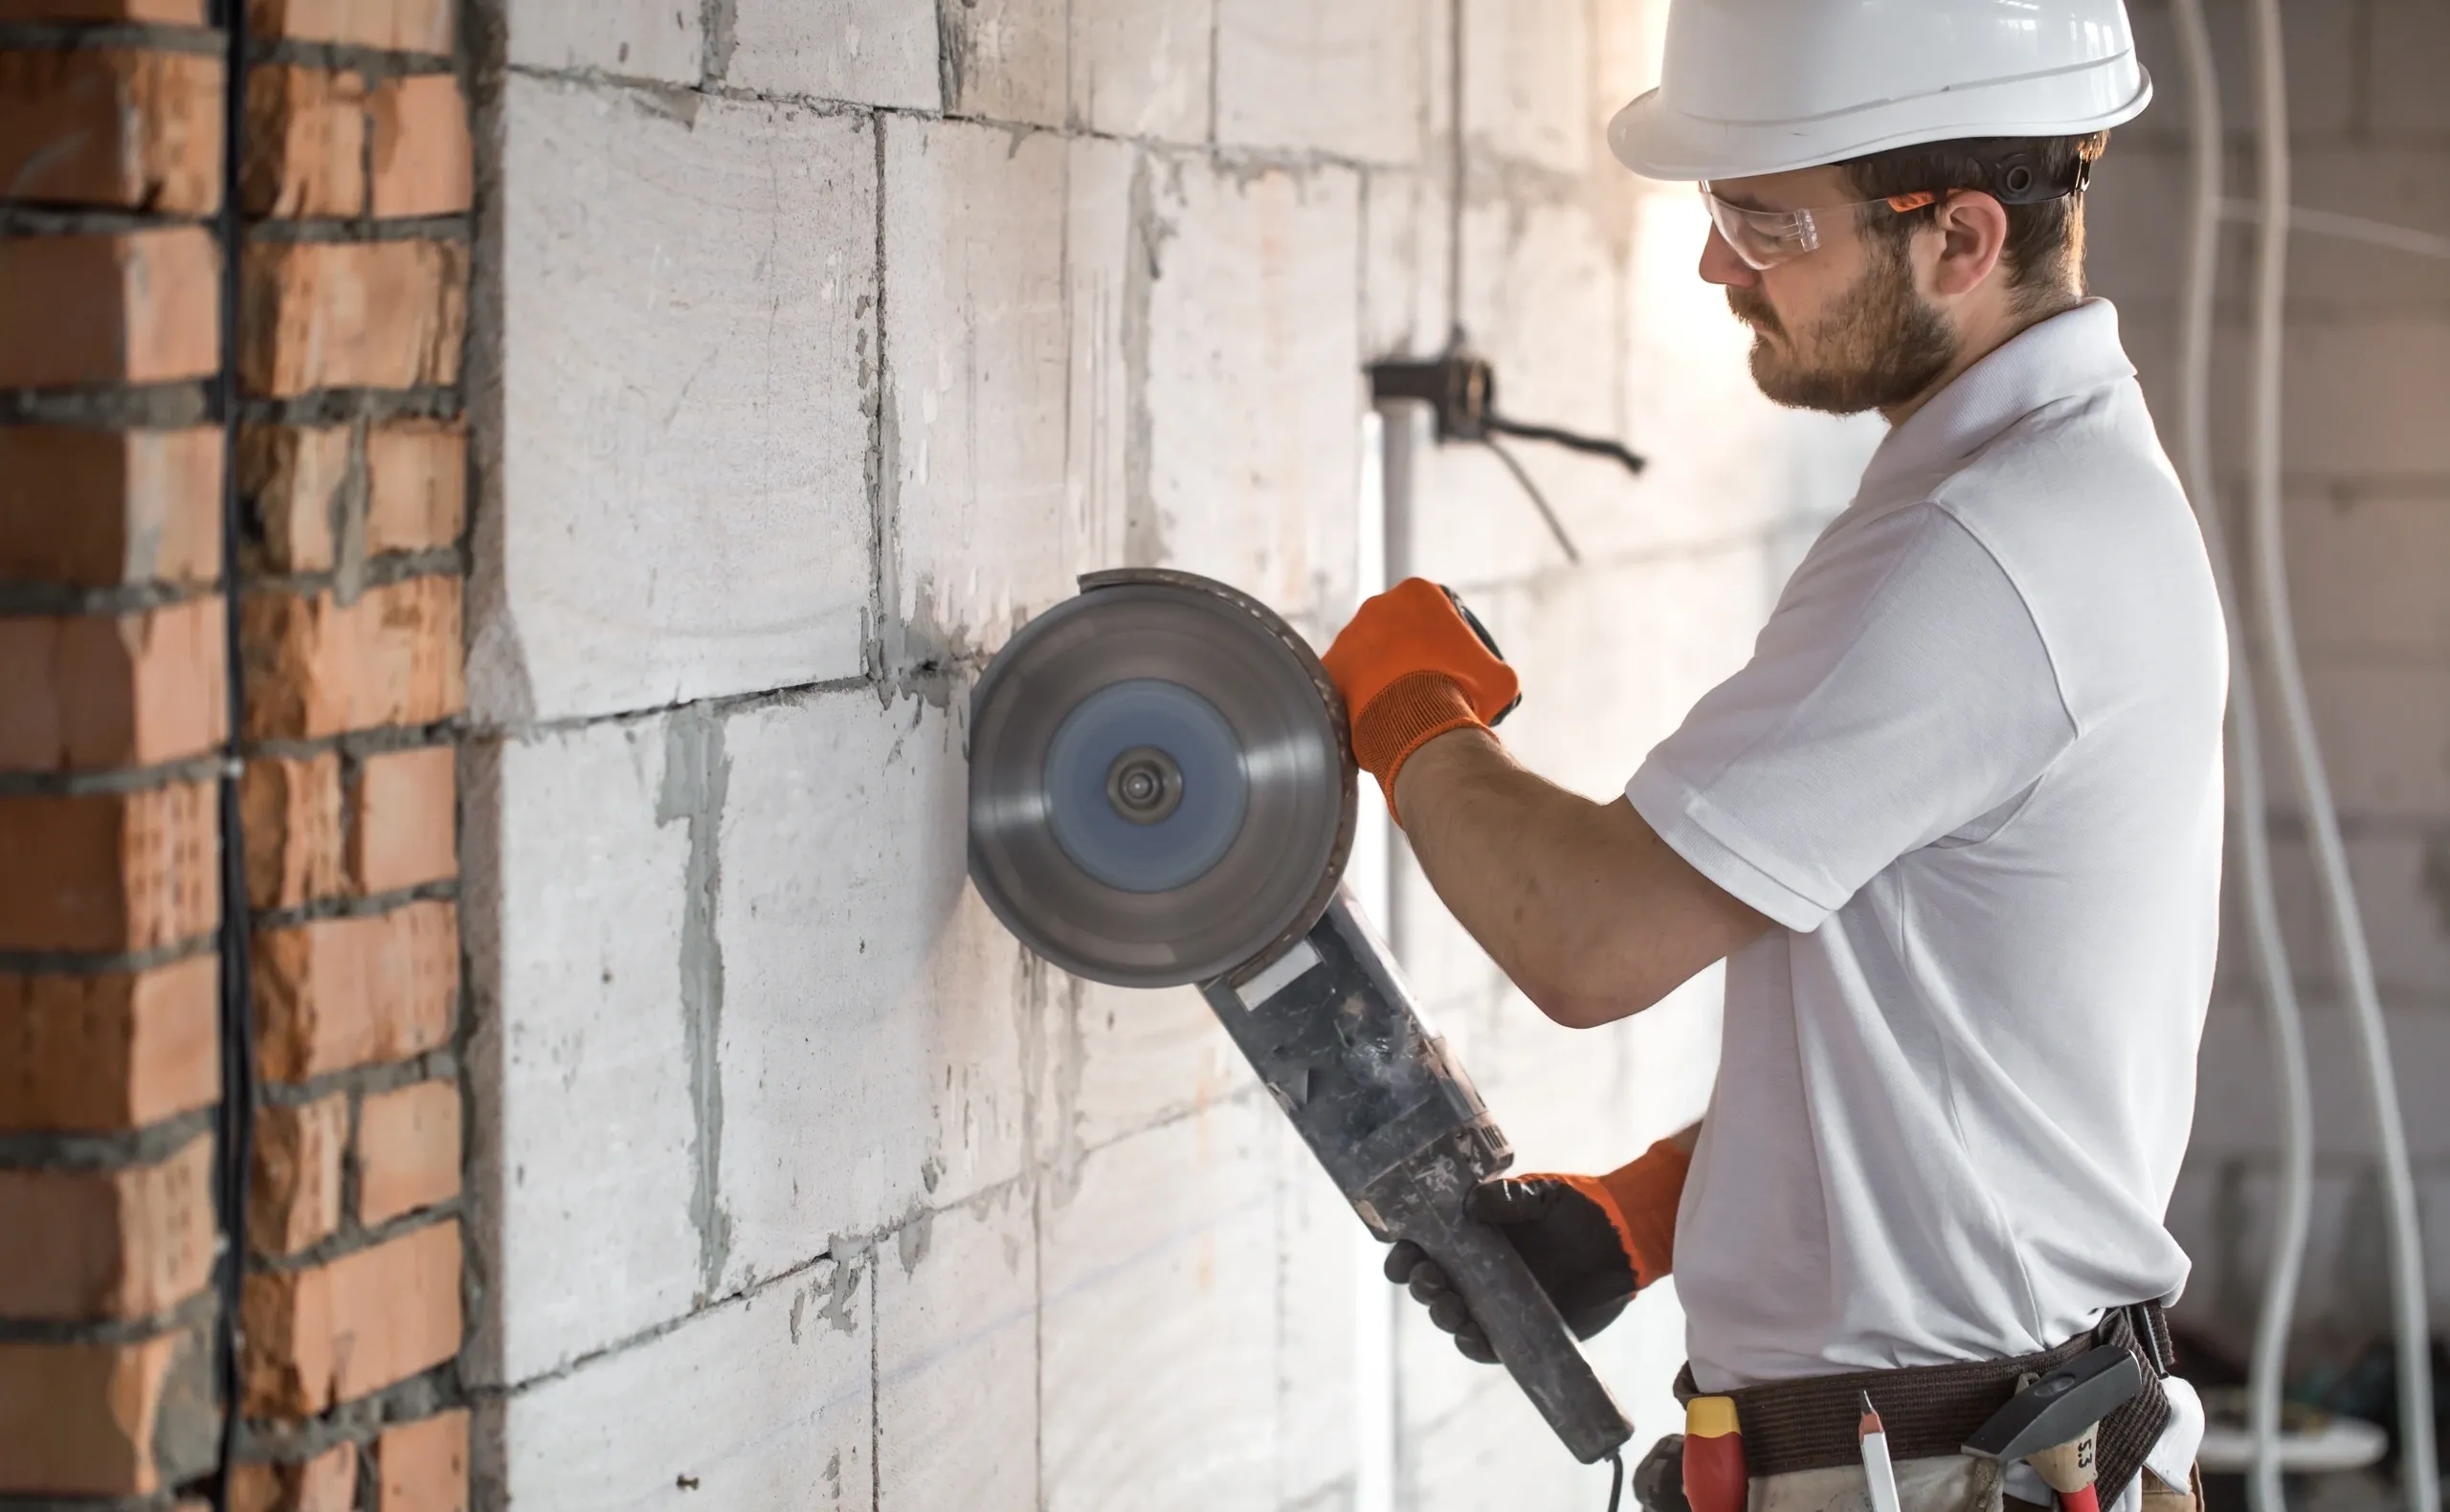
top-left (1393, 728), bottom-right (1769, 1027)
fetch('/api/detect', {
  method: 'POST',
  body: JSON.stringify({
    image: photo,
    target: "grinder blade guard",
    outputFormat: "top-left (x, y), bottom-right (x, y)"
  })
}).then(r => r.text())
top-left (969, 569), bottom-right (1634, 1465)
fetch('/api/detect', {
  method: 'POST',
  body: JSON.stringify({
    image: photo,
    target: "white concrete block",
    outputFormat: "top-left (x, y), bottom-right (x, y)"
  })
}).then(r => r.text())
top-left (2372, 2), bottom-right (2450, 135)
top-left (1140, 155), bottom-right (1364, 622)
top-left (2272, 320), bottom-right (2450, 480)
top-left (1590, 0), bottom-right (1669, 122)
top-left (1275, 1119), bottom-right (1363, 1507)
top-left (881, 123), bottom-right (1129, 667)
top-left (940, 0), bottom-right (1066, 127)
top-left (1069, 0), bottom-right (1211, 145)
top-left (489, 79), bottom-right (876, 723)
top-left (464, 717), bottom-right (704, 1388)
top-left (2283, 493), bottom-right (2450, 658)
top-left (726, 0), bottom-right (939, 109)
top-left (2235, 824), bottom-right (2450, 1016)
top-left (1214, 0), bottom-right (1427, 166)
top-left (496, 1260), bottom-right (873, 1510)
top-left (2283, 659), bottom-right (2450, 820)
top-left (1460, 0), bottom-right (1594, 177)
top-left (713, 689), bottom-right (1030, 1291)
top-left (2194, 998), bottom-right (2450, 1165)
top-left (1405, 1367), bottom-right (1623, 1512)
top-left (2123, 0), bottom-right (2359, 147)
top-left (876, 1187), bottom-right (1037, 1512)
top-left (1039, 1100), bottom-right (1281, 1512)
top-left (1360, 168), bottom-right (1452, 361)
top-left (506, 0), bottom-right (702, 85)
top-left (1045, 975), bottom-right (1247, 1160)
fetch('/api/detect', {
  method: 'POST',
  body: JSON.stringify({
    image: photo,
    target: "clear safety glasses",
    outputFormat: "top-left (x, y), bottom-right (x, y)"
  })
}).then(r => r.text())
top-left (1699, 183), bottom-right (1940, 271)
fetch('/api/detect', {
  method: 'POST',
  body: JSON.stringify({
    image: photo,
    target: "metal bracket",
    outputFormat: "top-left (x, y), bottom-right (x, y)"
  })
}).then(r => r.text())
top-left (1367, 342), bottom-right (1646, 566)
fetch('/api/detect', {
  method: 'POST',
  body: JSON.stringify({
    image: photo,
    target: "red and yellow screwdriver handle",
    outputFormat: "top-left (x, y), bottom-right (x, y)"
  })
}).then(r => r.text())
top-left (1683, 1395), bottom-right (1748, 1512)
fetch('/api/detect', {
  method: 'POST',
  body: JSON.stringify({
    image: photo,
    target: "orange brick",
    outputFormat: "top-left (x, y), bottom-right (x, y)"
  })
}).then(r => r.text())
top-left (254, 900), bottom-right (457, 1082)
top-left (244, 64), bottom-right (368, 219)
top-left (0, 427), bottom-right (223, 588)
top-left (0, 1327), bottom-right (214, 1497)
top-left (251, 0), bottom-right (453, 52)
top-left (0, 1), bottom-right (206, 17)
top-left (250, 1093), bottom-right (345, 1256)
top-left (0, 228), bottom-right (219, 389)
top-left (242, 1218), bottom-right (461, 1416)
top-left (377, 1409), bottom-right (468, 1512)
top-left (0, 782), bottom-right (217, 953)
top-left (357, 1078), bottom-right (458, 1225)
top-left (0, 1135), bottom-right (212, 1321)
top-left (365, 419), bottom-right (464, 554)
top-left (244, 752), bottom-right (345, 909)
top-left (228, 1439), bottom-right (356, 1512)
top-left (0, 959), bottom-right (218, 1131)
top-left (240, 239), bottom-right (468, 397)
top-left (242, 576), bottom-right (464, 741)
top-left (0, 596), bottom-right (227, 772)
top-left (239, 423), bottom-right (350, 574)
top-left (369, 73), bottom-right (470, 218)
top-left (349, 745), bottom-right (455, 895)
top-left (0, 49), bottom-right (222, 215)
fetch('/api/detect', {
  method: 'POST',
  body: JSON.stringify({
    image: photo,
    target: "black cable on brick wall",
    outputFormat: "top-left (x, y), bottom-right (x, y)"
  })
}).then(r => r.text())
top-left (210, 0), bottom-right (256, 1504)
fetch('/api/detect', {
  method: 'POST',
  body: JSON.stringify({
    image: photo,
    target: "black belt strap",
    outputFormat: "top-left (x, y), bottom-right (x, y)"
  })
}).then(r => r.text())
top-left (1674, 1302), bottom-right (2174, 1507)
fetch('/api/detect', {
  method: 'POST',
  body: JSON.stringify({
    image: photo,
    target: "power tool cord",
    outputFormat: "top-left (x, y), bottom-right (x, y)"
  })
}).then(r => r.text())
top-left (1607, 1448), bottom-right (1627, 1512)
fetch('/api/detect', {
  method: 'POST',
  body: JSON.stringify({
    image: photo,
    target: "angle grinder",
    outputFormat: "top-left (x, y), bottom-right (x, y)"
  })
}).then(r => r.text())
top-left (969, 567), bottom-right (1635, 1465)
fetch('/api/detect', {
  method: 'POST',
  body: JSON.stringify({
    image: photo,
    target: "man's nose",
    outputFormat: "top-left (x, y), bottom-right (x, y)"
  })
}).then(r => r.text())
top-left (1699, 224), bottom-right (1757, 290)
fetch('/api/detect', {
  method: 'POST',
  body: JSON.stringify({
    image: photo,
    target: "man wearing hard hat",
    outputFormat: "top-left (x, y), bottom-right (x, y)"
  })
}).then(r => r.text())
top-left (1323, 4), bottom-right (2216, 1511)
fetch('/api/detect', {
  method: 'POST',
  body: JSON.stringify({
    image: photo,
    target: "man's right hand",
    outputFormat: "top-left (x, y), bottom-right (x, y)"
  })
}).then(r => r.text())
top-left (1386, 1137), bottom-right (1690, 1364)
top-left (1384, 1176), bottom-right (1643, 1362)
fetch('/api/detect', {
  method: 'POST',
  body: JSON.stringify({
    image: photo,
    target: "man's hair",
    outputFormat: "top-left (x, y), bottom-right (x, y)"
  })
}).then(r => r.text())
top-left (1838, 133), bottom-right (2109, 308)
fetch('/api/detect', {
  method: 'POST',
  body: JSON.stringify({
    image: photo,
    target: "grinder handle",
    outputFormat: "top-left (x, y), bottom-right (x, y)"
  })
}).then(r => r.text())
top-left (1405, 1193), bottom-right (1635, 1464)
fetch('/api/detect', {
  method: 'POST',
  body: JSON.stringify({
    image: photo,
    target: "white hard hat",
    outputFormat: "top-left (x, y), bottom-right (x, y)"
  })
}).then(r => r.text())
top-left (1609, 0), bottom-right (2154, 182)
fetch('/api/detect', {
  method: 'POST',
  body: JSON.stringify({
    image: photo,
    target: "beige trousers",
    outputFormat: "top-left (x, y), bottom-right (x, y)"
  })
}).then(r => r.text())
top-left (1747, 1456), bottom-right (2202, 1512)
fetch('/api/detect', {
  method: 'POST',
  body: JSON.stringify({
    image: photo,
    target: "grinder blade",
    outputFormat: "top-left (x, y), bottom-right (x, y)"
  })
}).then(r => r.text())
top-left (969, 568), bottom-right (1357, 988)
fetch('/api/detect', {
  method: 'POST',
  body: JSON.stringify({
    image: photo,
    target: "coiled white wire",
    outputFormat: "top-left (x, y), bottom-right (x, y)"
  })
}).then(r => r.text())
top-left (2167, 7), bottom-right (2314, 1511)
top-left (2239, 4), bottom-right (2438, 1508)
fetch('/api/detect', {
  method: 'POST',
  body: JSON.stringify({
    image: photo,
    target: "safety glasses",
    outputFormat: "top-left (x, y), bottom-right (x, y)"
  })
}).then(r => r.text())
top-left (1700, 183), bottom-right (1940, 271)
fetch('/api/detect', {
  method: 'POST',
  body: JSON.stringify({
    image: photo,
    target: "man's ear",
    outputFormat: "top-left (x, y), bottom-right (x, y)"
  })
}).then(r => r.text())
top-left (1927, 189), bottom-right (2010, 298)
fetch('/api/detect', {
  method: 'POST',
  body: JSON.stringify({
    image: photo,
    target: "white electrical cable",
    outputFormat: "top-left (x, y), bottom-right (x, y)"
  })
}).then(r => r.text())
top-left (2242, 8), bottom-right (2439, 1512)
top-left (2167, 8), bottom-right (2314, 1512)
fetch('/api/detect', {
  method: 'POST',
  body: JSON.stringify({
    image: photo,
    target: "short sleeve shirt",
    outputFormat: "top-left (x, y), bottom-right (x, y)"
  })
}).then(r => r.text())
top-left (1627, 302), bottom-right (2227, 1399)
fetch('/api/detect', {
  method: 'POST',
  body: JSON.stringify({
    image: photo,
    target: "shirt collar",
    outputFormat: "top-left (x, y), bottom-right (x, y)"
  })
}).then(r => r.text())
top-left (1855, 298), bottom-right (2137, 503)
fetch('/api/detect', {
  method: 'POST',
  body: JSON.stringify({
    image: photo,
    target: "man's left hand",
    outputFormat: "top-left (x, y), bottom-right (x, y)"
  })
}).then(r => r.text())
top-left (1320, 578), bottom-right (1520, 817)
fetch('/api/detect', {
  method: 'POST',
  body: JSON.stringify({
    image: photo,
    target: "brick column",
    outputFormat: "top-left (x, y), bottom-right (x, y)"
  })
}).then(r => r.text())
top-left (2, 1), bottom-right (472, 1505)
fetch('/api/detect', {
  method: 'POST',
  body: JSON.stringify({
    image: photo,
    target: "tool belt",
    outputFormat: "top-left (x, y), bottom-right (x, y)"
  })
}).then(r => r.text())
top-left (1674, 1302), bottom-right (2175, 1506)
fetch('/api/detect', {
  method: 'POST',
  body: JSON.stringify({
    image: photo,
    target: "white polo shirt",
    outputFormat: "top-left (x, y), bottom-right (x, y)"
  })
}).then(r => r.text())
top-left (1627, 302), bottom-right (2222, 1453)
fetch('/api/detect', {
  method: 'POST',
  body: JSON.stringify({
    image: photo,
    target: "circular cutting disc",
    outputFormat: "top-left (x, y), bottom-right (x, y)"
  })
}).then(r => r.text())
top-left (969, 569), bottom-right (1356, 988)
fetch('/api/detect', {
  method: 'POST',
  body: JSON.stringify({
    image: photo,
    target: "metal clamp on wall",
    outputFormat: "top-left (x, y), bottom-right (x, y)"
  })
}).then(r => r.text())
top-left (1368, 344), bottom-right (1647, 567)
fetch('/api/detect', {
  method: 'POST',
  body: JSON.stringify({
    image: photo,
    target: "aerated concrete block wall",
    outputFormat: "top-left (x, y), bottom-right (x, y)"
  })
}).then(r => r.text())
top-left (457, 0), bottom-right (1879, 1505)
top-left (2087, 0), bottom-right (2450, 1369)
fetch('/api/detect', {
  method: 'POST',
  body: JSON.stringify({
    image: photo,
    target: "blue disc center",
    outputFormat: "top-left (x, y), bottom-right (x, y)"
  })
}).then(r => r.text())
top-left (1043, 678), bottom-right (1248, 894)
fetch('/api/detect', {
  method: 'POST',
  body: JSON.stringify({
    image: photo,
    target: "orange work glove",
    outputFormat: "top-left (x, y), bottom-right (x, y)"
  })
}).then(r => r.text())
top-left (1383, 1137), bottom-right (1690, 1363)
top-left (1320, 578), bottom-right (1521, 817)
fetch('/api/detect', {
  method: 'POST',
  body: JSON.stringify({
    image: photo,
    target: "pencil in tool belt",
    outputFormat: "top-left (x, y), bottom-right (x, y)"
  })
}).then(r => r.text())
top-left (1859, 1391), bottom-right (1904, 1512)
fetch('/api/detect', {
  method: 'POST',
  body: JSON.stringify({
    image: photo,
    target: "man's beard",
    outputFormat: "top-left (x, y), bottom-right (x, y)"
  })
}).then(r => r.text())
top-left (1727, 238), bottom-right (1955, 415)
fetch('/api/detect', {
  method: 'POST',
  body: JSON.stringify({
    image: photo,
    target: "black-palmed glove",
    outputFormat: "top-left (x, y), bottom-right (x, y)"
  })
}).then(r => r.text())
top-left (1385, 1140), bottom-right (1688, 1364)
